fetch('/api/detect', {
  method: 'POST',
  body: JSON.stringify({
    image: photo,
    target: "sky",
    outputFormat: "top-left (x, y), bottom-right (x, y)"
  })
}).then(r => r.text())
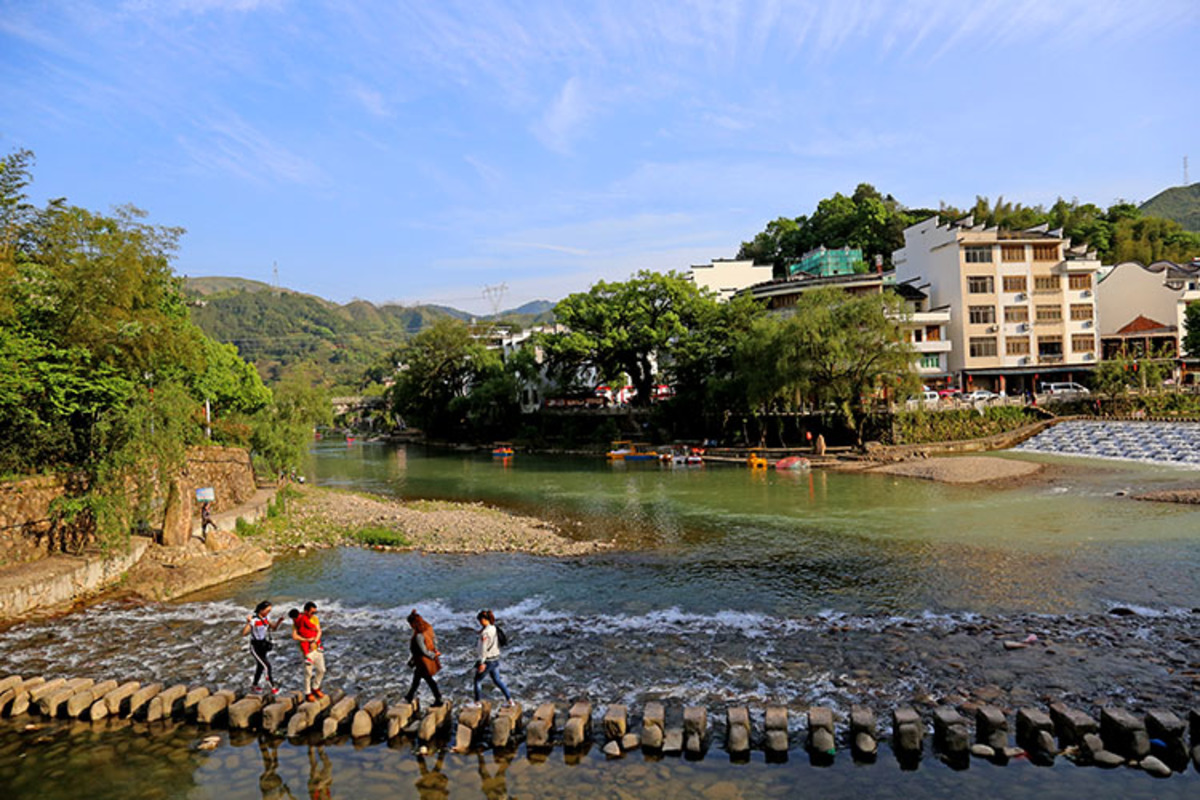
top-left (2, 1), bottom-right (1198, 315)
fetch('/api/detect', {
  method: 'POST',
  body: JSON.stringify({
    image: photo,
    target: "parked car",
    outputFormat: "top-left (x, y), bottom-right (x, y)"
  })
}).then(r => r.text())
top-left (938, 388), bottom-right (962, 399)
top-left (963, 390), bottom-right (999, 402)
top-left (1039, 382), bottom-right (1090, 397)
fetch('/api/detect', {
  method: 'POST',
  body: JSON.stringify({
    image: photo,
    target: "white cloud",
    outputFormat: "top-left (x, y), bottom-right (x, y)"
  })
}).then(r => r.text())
top-left (533, 77), bottom-right (590, 155)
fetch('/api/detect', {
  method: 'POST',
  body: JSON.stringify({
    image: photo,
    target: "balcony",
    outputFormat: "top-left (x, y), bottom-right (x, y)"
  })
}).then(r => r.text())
top-left (1037, 354), bottom-right (1064, 364)
top-left (912, 339), bottom-right (951, 353)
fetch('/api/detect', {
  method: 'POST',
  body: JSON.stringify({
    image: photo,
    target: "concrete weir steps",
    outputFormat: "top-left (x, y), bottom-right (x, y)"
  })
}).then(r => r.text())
top-left (3, 674), bottom-right (1200, 777)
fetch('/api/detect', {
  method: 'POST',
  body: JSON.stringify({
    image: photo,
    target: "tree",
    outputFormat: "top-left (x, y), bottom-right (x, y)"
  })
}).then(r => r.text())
top-left (1184, 301), bottom-right (1200, 359)
top-left (764, 287), bottom-right (917, 443)
top-left (388, 319), bottom-right (505, 435)
top-left (541, 271), bottom-right (715, 407)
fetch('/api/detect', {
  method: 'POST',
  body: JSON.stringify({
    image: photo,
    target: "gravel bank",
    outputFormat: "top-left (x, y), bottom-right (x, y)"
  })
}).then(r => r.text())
top-left (866, 455), bottom-right (1044, 485)
top-left (259, 486), bottom-right (612, 556)
top-left (1134, 488), bottom-right (1200, 505)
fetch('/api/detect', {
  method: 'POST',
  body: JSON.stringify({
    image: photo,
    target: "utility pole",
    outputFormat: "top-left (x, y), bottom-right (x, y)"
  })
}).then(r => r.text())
top-left (1185, 155), bottom-right (1190, 186)
top-left (482, 283), bottom-right (508, 318)
top-left (273, 261), bottom-right (279, 292)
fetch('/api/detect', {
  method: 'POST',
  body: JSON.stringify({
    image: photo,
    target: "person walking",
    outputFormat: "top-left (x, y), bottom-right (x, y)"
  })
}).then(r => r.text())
top-left (290, 602), bottom-right (326, 702)
top-left (404, 610), bottom-right (443, 707)
top-left (472, 610), bottom-right (512, 706)
top-left (241, 600), bottom-right (284, 694)
top-left (200, 502), bottom-right (216, 538)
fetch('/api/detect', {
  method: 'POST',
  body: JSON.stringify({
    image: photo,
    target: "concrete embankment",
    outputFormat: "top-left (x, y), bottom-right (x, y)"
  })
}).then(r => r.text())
top-left (2, 671), bottom-right (1198, 778)
top-left (0, 538), bottom-right (152, 621)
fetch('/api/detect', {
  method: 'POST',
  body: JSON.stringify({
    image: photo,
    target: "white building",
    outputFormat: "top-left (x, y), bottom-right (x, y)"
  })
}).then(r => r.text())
top-left (688, 258), bottom-right (774, 301)
top-left (893, 216), bottom-right (1102, 394)
top-left (1096, 260), bottom-right (1200, 359)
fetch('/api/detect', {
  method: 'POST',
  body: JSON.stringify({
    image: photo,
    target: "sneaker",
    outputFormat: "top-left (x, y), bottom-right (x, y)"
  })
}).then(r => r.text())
top-left (313, 689), bottom-right (325, 700)
top-left (250, 685), bottom-right (263, 694)
top-left (306, 693), bottom-right (317, 703)
top-left (270, 687), bottom-right (280, 696)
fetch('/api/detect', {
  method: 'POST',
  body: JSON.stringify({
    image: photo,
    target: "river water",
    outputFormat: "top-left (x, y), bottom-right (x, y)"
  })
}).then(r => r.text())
top-left (2, 441), bottom-right (1199, 798)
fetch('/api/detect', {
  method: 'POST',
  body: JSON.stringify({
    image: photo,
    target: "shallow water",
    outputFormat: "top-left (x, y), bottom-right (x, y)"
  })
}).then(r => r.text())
top-left (2, 442), bottom-right (1199, 797)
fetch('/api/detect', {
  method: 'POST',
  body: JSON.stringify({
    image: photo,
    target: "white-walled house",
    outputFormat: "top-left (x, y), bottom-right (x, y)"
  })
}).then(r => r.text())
top-left (1096, 260), bottom-right (1200, 359)
top-left (688, 258), bottom-right (774, 301)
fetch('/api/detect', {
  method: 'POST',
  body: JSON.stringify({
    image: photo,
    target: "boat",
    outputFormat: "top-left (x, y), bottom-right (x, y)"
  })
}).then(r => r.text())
top-left (774, 456), bottom-right (811, 471)
top-left (746, 452), bottom-right (768, 469)
top-left (662, 445), bottom-right (704, 465)
top-left (492, 442), bottom-right (515, 458)
top-left (606, 440), bottom-right (660, 461)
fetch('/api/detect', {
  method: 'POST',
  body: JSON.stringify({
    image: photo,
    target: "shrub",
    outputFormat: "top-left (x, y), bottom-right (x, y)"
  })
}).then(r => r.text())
top-left (351, 526), bottom-right (409, 547)
top-left (890, 406), bottom-right (1041, 445)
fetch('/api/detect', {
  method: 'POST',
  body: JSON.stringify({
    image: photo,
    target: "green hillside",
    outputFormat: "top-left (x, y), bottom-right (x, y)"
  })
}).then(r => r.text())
top-left (1140, 183), bottom-right (1200, 232)
top-left (185, 277), bottom-right (555, 390)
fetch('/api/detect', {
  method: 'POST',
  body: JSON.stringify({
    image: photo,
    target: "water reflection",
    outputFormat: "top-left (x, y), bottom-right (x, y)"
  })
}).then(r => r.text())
top-left (2, 718), bottom-right (1197, 800)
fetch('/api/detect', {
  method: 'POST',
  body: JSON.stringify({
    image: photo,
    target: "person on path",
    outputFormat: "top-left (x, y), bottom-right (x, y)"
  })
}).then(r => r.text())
top-left (472, 609), bottom-right (512, 705)
top-left (290, 602), bottom-right (326, 702)
top-left (404, 610), bottom-right (443, 707)
top-left (200, 502), bottom-right (216, 539)
top-left (241, 600), bottom-right (284, 694)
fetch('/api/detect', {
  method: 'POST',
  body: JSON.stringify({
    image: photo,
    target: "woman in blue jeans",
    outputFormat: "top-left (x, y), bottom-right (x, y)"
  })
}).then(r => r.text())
top-left (473, 610), bottom-right (513, 705)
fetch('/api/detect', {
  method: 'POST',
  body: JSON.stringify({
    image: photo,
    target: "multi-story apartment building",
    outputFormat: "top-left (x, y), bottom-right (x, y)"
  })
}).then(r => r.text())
top-left (737, 270), bottom-right (953, 386)
top-left (893, 216), bottom-right (1101, 394)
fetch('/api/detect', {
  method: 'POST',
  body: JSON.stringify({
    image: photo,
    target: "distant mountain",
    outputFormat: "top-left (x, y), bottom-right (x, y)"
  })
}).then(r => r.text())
top-left (183, 276), bottom-right (556, 389)
top-left (1140, 183), bottom-right (1200, 233)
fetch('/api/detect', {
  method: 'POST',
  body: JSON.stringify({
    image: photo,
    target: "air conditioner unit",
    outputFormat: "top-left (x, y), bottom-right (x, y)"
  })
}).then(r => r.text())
top-left (986, 325), bottom-right (998, 333)
top-left (1015, 293), bottom-right (1026, 301)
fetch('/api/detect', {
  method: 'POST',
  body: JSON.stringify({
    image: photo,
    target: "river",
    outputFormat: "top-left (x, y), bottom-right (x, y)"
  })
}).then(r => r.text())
top-left (1, 441), bottom-right (1198, 798)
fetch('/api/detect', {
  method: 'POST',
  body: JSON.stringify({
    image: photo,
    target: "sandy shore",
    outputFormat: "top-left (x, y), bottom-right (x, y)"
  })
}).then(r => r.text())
top-left (256, 485), bottom-right (612, 556)
top-left (866, 455), bottom-right (1044, 485)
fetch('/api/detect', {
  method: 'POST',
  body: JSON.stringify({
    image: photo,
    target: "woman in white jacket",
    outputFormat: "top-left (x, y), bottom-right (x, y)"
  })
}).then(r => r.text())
top-left (472, 609), bottom-right (513, 705)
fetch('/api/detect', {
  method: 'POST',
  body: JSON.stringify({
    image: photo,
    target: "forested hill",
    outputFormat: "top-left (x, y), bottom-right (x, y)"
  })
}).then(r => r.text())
top-left (185, 278), bottom-right (554, 390)
top-left (1140, 183), bottom-right (1200, 232)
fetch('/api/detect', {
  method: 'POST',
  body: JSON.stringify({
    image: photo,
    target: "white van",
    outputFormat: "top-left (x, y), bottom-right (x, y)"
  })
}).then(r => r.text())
top-left (1039, 382), bottom-right (1090, 397)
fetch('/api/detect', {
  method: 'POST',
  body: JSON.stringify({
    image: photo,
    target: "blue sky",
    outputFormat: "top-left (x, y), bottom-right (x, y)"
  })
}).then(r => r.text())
top-left (2, 1), bottom-right (1197, 314)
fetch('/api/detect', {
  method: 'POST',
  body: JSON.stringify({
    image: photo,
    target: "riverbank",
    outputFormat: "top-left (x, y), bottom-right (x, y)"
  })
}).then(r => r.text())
top-left (241, 485), bottom-right (613, 557)
top-left (865, 456), bottom-right (1046, 485)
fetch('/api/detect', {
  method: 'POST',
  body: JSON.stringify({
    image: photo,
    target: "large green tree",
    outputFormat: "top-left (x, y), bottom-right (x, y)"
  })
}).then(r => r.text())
top-left (541, 270), bottom-right (715, 407)
top-left (388, 318), bottom-right (508, 436)
top-left (1184, 302), bottom-right (1200, 359)
top-left (736, 287), bottom-right (918, 443)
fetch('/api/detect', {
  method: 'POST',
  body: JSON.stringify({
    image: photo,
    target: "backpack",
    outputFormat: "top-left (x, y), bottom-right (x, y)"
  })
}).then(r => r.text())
top-left (495, 623), bottom-right (509, 648)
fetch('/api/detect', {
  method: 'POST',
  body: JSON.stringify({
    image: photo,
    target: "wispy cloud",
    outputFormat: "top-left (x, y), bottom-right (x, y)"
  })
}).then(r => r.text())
top-left (532, 76), bottom-right (590, 155)
top-left (490, 240), bottom-right (590, 256)
top-left (179, 114), bottom-right (323, 185)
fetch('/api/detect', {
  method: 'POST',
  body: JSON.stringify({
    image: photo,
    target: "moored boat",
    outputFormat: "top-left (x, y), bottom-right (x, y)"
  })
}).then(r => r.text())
top-left (774, 455), bottom-right (811, 471)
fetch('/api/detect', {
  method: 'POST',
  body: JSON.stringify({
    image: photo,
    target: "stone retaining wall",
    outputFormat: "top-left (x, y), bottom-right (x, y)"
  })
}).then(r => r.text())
top-left (2, 674), bottom-right (1198, 778)
top-left (0, 446), bottom-right (259, 558)
top-left (0, 538), bottom-right (152, 621)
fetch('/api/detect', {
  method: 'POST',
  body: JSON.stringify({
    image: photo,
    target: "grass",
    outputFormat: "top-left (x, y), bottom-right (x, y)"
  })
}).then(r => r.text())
top-left (349, 526), bottom-right (410, 548)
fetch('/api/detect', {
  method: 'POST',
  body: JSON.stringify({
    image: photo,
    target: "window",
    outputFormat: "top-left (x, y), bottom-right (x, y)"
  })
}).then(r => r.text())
top-left (1003, 275), bottom-right (1027, 293)
top-left (968, 305), bottom-right (996, 324)
top-left (1038, 335), bottom-right (1063, 359)
top-left (919, 354), bottom-right (941, 369)
top-left (1005, 305), bottom-right (1029, 323)
top-left (1007, 337), bottom-right (1031, 356)
top-left (1070, 304), bottom-right (1093, 321)
top-left (1068, 274), bottom-right (1091, 291)
top-left (925, 325), bottom-right (941, 341)
top-left (969, 337), bottom-right (997, 358)
top-left (1034, 275), bottom-right (1060, 291)
top-left (1072, 334), bottom-right (1095, 352)
top-left (1036, 304), bottom-right (1062, 322)
top-left (964, 245), bottom-right (993, 263)
top-left (1001, 244), bottom-right (1025, 262)
top-left (1032, 244), bottom-right (1059, 261)
top-left (967, 275), bottom-right (994, 294)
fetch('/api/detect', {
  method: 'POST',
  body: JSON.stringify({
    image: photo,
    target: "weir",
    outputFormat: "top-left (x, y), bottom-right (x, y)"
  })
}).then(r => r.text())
top-left (4, 673), bottom-right (1198, 777)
